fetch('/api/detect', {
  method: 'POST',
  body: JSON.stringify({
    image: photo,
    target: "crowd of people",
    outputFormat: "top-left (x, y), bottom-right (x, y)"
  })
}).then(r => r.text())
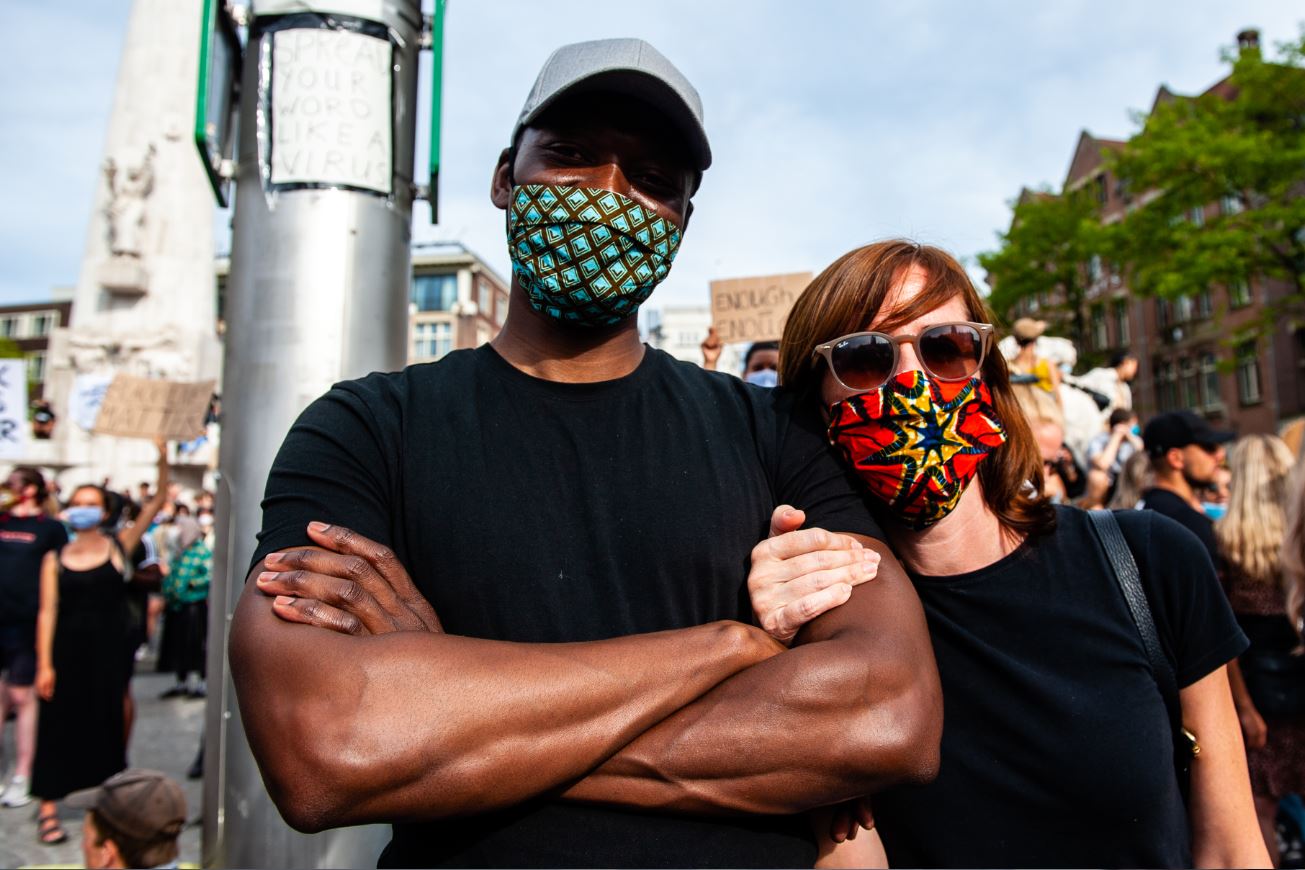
top-left (0, 443), bottom-right (212, 853)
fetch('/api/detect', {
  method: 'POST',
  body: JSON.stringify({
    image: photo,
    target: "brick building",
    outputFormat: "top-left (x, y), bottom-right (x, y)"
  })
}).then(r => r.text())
top-left (0, 295), bottom-right (74, 400)
top-left (1004, 31), bottom-right (1304, 435)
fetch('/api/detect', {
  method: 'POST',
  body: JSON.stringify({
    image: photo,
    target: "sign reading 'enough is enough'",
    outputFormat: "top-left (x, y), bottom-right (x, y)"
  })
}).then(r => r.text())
top-left (270, 27), bottom-right (393, 194)
top-left (709, 272), bottom-right (813, 345)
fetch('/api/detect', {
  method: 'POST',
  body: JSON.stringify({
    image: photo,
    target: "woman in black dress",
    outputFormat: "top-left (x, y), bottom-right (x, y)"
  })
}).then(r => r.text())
top-left (31, 441), bottom-right (169, 845)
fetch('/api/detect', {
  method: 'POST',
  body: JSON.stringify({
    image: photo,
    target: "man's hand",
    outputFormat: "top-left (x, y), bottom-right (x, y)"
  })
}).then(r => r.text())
top-left (255, 522), bottom-right (441, 636)
top-left (748, 505), bottom-right (880, 644)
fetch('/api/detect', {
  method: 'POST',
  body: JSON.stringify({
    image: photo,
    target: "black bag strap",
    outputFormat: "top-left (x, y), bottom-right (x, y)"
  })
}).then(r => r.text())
top-left (1086, 510), bottom-right (1181, 727)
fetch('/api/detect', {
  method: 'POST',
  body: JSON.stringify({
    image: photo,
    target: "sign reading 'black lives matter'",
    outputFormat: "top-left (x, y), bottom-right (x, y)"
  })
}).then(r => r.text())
top-left (270, 28), bottom-right (393, 194)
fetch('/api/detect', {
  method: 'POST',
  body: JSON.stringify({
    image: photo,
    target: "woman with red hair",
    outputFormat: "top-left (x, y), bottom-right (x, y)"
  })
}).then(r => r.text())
top-left (771, 240), bottom-right (1266, 868)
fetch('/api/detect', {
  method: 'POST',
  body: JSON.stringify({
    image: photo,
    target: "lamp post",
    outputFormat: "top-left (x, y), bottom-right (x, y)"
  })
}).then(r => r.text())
top-left (199, 1), bottom-right (425, 865)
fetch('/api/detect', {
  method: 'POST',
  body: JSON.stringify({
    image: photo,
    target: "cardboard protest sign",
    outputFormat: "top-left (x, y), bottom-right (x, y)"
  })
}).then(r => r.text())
top-left (709, 272), bottom-right (812, 344)
top-left (93, 376), bottom-right (216, 442)
top-left (0, 360), bottom-right (28, 459)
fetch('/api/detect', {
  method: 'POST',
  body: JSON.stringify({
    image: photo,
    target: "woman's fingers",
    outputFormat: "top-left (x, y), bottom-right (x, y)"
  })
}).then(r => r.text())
top-left (759, 584), bottom-right (853, 643)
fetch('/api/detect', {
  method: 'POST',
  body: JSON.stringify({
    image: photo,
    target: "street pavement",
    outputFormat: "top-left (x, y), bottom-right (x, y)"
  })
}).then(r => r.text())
top-left (0, 661), bottom-right (204, 868)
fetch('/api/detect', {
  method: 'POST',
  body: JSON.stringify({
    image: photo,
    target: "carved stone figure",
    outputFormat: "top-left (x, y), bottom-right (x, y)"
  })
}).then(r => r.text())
top-left (104, 143), bottom-right (157, 258)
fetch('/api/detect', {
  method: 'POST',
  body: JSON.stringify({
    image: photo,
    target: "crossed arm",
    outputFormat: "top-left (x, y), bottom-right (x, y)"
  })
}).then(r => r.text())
top-left (229, 513), bottom-right (941, 832)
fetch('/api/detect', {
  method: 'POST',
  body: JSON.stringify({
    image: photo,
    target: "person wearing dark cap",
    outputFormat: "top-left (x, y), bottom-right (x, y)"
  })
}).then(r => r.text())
top-left (68, 768), bottom-right (186, 869)
top-left (1139, 409), bottom-right (1236, 567)
top-left (231, 37), bottom-right (939, 868)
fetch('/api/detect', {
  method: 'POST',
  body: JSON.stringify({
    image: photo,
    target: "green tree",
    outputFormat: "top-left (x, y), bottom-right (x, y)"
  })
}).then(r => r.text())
top-left (978, 186), bottom-right (1104, 352)
top-left (1105, 29), bottom-right (1305, 340)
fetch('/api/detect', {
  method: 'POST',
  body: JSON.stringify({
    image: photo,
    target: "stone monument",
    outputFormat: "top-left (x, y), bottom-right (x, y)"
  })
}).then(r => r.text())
top-left (43, 0), bottom-right (222, 494)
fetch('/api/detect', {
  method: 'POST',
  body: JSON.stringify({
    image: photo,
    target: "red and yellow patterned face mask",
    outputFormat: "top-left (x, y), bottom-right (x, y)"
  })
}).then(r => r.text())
top-left (827, 370), bottom-right (1007, 529)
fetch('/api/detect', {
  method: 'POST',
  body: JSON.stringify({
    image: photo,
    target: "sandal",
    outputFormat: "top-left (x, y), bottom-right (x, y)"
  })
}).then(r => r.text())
top-left (38, 812), bottom-right (67, 845)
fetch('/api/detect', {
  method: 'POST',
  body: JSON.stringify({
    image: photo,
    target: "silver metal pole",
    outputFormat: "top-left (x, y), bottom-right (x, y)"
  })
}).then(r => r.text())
top-left (203, 1), bottom-right (420, 865)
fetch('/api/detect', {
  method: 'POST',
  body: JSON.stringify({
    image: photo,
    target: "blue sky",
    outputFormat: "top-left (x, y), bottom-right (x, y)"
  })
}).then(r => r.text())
top-left (1, 1), bottom-right (1301, 309)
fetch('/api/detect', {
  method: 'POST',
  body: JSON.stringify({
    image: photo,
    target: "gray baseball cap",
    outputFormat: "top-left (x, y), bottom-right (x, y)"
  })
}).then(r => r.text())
top-left (511, 38), bottom-right (712, 172)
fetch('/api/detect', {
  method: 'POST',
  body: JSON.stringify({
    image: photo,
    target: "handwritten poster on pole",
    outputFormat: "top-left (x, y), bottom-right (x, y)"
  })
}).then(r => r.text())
top-left (709, 272), bottom-right (813, 345)
top-left (93, 376), bottom-right (216, 442)
top-left (0, 360), bottom-right (28, 459)
top-left (270, 27), bottom-right (393, 193)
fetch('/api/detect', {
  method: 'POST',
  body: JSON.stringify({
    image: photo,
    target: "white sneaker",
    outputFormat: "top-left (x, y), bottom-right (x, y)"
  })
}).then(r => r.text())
top-left (0, 776), bottom-right (31, 808)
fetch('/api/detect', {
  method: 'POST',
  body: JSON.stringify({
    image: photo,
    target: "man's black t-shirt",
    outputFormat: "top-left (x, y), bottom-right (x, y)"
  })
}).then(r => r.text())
top-left (873, 507), bottom-right (1246, 869)
top-left (252, 345), bottom-right (884, 868)
top-left (0, 513), bottom-right (68, 626)
top-left (1139, 487), bottom-right (1218, 568)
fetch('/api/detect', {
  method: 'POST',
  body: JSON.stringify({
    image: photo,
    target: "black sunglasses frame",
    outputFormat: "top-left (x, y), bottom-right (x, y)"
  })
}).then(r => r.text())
top-left (812, 321), bottom-right (995, 393)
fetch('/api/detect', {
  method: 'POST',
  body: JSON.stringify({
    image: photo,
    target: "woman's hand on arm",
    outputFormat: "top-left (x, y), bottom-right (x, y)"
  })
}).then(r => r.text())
top-left (747, 505), bottom-right (880, 644)
top-left (1183, 665), bottom-right (1272, 868)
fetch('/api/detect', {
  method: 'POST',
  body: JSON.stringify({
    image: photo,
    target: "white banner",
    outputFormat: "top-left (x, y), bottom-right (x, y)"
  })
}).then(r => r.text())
top-left (270, 27), bottom-right (393, 194)
top-left (71, 373), bottom-right (114, 433)
top-left (0, 360), bottom-right (28, 459)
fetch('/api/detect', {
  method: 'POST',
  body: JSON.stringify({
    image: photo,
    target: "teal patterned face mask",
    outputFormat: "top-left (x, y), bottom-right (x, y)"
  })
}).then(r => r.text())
top-left (507, 184), bottom-right (683, 327)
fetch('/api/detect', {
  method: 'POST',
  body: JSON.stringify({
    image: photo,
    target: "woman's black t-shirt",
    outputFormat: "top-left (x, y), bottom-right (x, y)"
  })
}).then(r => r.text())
top-left (874, 506), bottom-right (1247, 869)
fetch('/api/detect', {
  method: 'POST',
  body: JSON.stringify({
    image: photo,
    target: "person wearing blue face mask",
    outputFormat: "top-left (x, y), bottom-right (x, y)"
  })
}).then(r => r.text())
top-left (743, 340), bottom-right (780, 388)
top-left (231, 37), bottom-right (941, 868)
top-left (29, 440), bottom-right (170, 846)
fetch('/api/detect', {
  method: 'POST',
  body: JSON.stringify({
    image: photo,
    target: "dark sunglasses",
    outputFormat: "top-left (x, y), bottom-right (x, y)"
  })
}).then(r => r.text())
top-left (812, 321), bottom-right (994, 393)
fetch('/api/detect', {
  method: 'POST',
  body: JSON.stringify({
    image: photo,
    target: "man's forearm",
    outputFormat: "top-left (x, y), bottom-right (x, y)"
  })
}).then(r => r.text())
top-left (229, 582), bottom-right (779, 832)
top-left (560, 546), bottom-right (942, 815)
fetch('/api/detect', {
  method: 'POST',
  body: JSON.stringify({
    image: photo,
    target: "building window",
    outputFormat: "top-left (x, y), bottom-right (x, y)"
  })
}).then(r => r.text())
top-left (29, 313), bottom-right (52, 337)
top-left (1094, 174), bottom-right (1108, 205)
top-left (1236, 342), bottom-right (1261, 405)
top-left (1113, 300), bottom-right (1130, 346)
top-left (496, 292), bottom-right (508, 326)
top-left (1156, 299), bottom-right (1169, 329)
top-left (477, 278), bottom-right (492, 319)
top-left (1221, 194), bottom-right (1244, 216)
top-left (1088, 254), bottom-right (1103, 284)
top-left (1180, 356), bottom-right (1200, 409)
top-left (1188, 206), bottom-right (1205, 227)
top-left (1199, 352), bottom-right (1219, 410)
top-left (1174, 295), bottom-right (1193, 323)
top-left (0, 318), bottom-right (15, 339)
top-left (27, 351), bottom-right (45, 383)
top-left (1091, 305), bottom-right (1108, 350)
top-left (1154, 359), bottom-right (1177, 412)
top-left (1229, 277), bottom-right (1252, 308)
top-left (1195, 287), bottom-right (1212, 319)
top-left (411, 274), bottom-right (458, 312)
top-left (413, 321), bottom-right (452, 360)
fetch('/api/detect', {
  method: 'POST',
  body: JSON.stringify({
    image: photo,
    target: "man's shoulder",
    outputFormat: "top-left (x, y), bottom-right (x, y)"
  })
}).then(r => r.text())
top-left (319, 348), bottom-right (484, 406)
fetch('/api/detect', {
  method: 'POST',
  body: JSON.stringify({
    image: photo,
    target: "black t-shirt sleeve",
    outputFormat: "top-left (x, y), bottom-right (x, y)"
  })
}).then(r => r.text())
top-left (46, 520), bottom-right (69, 553)
top-left (1119, 510), bottom-right (1248, 687)
top-left (771, 390), bottom-right (885, 542)
top-left (249, 373), bottom-right (404, 574)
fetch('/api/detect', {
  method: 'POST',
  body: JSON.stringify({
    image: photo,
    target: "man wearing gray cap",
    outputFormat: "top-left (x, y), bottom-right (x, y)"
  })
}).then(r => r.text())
top-left (67, 768), bottom-right (186, 869)
top-left (232, 38), bottom-right (938, 867)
